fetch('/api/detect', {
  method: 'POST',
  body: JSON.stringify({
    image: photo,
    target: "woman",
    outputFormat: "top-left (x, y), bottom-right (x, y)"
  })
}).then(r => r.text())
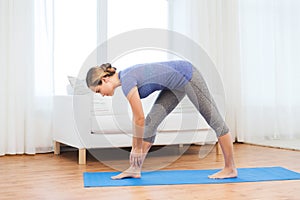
top-left (86, 60), bottom-right (237, 179)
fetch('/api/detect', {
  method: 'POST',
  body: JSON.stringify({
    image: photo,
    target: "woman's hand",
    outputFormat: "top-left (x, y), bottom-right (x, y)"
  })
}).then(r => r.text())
top-left (130, 148), bottom-right (145, 168)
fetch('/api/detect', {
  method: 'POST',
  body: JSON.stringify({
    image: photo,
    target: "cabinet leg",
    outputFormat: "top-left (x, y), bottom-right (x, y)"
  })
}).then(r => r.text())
top-left (79, 148), bottom-right (86, 165)
top-left (216, 142), bottom-right (222, 155)
top-left (54, 141), bottom-right (60, 155)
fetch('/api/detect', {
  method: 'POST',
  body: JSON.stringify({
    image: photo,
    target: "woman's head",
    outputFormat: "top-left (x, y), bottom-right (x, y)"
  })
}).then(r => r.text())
top-left (86, 63), bottom-right (117, 96)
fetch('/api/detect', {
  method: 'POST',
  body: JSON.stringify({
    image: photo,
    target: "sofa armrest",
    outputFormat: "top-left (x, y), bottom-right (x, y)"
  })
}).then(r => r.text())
top-left (53, 95), bottom-right (91, 149)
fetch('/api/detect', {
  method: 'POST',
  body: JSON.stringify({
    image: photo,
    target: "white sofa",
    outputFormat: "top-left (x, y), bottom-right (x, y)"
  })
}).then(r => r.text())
top-left (53, 88), bottom-right (217, 164)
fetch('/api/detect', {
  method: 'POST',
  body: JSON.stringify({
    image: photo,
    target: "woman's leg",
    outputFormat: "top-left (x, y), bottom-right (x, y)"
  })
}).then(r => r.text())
top-left (143, 89), bottom-right (186, 143)
top-left (185, 67), bottom-right (237, 179)
top-left (209, 133), bottom-right (237, 179)
top-left (111, 89), bottom-right (186, 179)
top-left (142, 89), bottom-right (186, 161)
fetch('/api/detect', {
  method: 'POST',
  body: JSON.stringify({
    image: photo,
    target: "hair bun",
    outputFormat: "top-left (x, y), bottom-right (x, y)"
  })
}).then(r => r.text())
top-left (104, 63), bottom-right (116, 74)
top-left (104, 63), bottom-right (111, 68)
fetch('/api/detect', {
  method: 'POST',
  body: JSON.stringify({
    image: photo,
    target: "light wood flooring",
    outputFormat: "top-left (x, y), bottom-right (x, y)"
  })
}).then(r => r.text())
top-left (0, 143), bottom-right (300, 200)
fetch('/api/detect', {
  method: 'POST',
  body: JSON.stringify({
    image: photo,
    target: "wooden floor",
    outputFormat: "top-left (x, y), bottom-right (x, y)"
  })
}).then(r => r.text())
top-left (0, 143), bottom-right (300, 200)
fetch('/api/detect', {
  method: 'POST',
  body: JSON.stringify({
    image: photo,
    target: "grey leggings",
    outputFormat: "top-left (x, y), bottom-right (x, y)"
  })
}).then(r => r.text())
top-left (143, 67), bottom-right (229, 143)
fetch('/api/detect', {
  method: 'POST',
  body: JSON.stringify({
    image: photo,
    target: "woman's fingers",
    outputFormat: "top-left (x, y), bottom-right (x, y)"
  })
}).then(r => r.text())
top-left (130, 152), bottom-right (143, 168)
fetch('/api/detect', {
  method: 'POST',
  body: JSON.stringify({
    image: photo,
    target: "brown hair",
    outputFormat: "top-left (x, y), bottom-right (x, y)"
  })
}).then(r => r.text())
top-left (86, 63), bottom-right (116, 88)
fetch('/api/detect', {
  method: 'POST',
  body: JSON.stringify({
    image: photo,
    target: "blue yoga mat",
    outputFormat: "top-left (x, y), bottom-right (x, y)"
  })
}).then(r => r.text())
top-left (83, 167), bottom-right (300, 187)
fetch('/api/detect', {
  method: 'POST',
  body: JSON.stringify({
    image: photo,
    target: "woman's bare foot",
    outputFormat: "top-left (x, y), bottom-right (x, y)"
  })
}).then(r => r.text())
top-left (208, 167), bottom-right (238, 179)
top-left (111, 167), bottom-right (141, 180)
top-left (111, 141), bottom-right (152, 180)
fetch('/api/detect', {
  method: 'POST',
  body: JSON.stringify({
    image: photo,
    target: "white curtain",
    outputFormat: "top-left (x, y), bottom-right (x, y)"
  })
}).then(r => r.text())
top-left (170, 0), bottom-right (300, 149)
top-left (168, 0), bottom-right (241, 139)
top-left (1, 0), bottom-right (299, 155)
top-left (237, 0), bottom-right (300, 148)
top-left (0, 0), bottom-right (54, 155)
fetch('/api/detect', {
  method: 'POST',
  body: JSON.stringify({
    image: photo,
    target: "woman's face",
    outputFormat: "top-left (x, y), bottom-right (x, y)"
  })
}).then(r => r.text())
top-left (91, 78), bottom-right (115, 96)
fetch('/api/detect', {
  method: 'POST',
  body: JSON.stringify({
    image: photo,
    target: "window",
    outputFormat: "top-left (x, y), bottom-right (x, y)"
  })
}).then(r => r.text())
top-left (107, 0), bottom-right (169, 70)
top-left (52, 0), bottom-right (169, 94)
top-left (53, 0), bottom-right (97, 95)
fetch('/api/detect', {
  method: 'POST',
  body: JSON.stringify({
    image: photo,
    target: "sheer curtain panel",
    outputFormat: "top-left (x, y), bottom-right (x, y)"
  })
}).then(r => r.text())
top-left (0, 0), bottom-right (54, 155)
top-left (168, 0), bottom-right (241, 139)
top-left (237, 0), bottom-right (300, 149)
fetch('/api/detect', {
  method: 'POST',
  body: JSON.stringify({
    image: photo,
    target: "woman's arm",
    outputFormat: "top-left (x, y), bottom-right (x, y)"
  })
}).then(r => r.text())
top-left (126, 86), bottom-right (144, 167)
